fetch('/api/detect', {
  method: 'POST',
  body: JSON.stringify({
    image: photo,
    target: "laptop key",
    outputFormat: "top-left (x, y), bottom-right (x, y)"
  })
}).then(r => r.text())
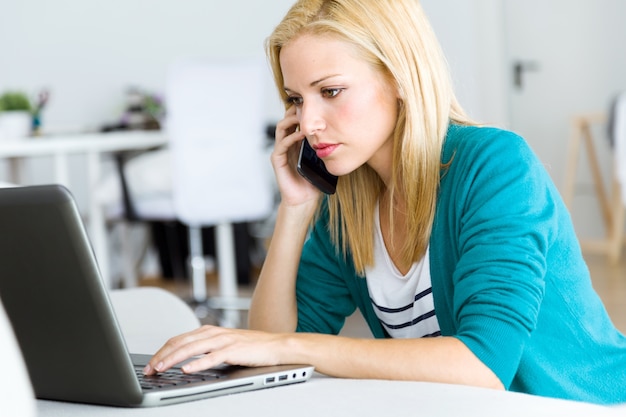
top-left (135, 367), bottom-right (220, 390)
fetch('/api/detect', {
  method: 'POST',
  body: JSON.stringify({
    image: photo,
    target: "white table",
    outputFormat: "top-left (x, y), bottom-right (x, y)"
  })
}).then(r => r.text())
top-left (0, 131), bottom-right (168, 286)
top-left (36, 374), bottom-right (620, 417)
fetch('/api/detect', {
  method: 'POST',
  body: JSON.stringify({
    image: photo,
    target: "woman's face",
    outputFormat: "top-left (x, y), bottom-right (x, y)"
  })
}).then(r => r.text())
top-left (280, 34), bottom-right (399, 183)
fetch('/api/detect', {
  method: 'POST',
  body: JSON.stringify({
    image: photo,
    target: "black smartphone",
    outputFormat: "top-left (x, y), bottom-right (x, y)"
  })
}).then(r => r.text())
top-left (297, 138), bottom-right (338, 194)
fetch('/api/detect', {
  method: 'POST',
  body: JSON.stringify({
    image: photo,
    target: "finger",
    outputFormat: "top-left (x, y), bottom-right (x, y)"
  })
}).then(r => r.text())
top-left (180, 353), bottom-right (225, 374)
top-left (144, 325), bottom-right (220, 374)
top-left (177, 330), bottom-right (247, 373)
top-left (276, 126), bottom-right (304, 151)
top-left (275, 111), bottom-right (302, 143)
top-left (183, 330), bottom-right (283, 372)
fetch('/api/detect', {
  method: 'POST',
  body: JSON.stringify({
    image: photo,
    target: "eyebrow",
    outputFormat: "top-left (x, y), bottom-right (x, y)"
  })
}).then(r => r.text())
top-left (284, 74), bottom-right (342, 93)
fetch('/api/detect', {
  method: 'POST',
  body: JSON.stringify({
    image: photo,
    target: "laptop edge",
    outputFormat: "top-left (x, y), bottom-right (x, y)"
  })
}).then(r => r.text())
top-left (0, 184), bottom-right (313, 407)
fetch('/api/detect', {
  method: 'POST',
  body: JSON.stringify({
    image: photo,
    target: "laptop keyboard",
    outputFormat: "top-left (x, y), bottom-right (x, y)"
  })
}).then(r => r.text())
top-left (135, 367), bottom-right (222, 390)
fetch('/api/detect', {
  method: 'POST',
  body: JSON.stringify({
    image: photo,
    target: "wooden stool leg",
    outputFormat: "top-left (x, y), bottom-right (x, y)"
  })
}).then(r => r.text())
top-left (583, 121), bottom-right (612, 229)
top-left (562, 117), bottom-right (583, 209)
top-left (563, 113), bottom-right (625, 264)
top-left (608, 178), bottom-right (625, 264)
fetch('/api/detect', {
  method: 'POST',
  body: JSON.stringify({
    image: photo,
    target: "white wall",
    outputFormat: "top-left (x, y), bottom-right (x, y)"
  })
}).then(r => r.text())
top-left (0, 0), bottom-right (295, 132)
top-left (422, 0), bottom-right (509, 128)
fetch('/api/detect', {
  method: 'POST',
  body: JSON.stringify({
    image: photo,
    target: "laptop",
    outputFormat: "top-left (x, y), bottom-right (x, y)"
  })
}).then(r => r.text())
top-left (0, 184), bottom-right (313, 407)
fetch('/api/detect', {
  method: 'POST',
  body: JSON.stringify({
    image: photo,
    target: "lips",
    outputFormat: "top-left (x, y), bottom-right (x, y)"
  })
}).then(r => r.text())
top-left (313, 143), bottom-right (339, 158)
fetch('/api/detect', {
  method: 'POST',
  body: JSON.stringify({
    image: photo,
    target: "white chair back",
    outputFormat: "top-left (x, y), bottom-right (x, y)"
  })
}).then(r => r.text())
top-left (166, 58), bottom-right (273, 226)
top-left (109, 287), bottom-right (201, 354)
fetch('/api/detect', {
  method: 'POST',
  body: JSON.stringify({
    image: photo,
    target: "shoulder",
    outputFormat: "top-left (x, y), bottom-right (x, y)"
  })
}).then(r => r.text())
top-left (437, 123), bottom-right (557, 223)
top-left (442, 123), bottom-right (531, 164)
top-left (441, 124), bottom-right (546, 187)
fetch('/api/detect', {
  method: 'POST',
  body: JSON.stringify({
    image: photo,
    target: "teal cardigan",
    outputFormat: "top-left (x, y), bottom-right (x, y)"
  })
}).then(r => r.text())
top-left (294, 124), bottom-right (626, 405)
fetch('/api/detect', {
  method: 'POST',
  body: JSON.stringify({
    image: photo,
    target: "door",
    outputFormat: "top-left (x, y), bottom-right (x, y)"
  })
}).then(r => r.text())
top-left (504, 0), bottom-right (626, 237)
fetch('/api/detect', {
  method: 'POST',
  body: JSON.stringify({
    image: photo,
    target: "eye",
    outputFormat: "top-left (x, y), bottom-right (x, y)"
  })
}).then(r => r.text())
top-left (285, 95), bottom-right (303, 106)
top-left (321, 88), bottom-right (342, 98)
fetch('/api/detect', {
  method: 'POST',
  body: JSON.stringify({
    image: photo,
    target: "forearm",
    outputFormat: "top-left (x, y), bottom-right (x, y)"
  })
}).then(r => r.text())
top-left (280, 333), bottom-right (504, 390)
top-left (248, 201), bottom-right (318, 332)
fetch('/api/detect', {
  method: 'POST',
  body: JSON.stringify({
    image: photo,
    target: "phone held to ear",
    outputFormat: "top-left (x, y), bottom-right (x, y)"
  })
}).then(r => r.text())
top-left (297, 138), bottom-right (338, 194)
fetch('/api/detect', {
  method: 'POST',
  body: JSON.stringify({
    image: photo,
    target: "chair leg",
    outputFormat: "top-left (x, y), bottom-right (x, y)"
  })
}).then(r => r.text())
top-left (188, 225), bottom-right (208, 303)
top-left (187, 223), bottom-right (249, 327)
top-left (214, 222), bottom-right (241, 328)
top-left (120, 222), bottom-right (140, 288)
top-left (215, 223), bottom-right (238, 300)
top-left (234, 222), bottom-right (252, 285)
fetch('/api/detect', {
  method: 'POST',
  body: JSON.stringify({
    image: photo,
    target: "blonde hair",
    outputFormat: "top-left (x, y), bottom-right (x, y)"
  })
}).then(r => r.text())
top-left (266, 0), bottom-right (473, 275)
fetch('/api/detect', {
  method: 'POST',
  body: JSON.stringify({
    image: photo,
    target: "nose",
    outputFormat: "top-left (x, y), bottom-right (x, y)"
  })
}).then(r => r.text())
top-left (298, 100), bottom-right (325, 138)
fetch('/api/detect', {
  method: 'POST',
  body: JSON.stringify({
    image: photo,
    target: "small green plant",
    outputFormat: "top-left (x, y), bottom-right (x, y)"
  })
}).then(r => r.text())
top-left (0, 91), bottom-right (32, 112)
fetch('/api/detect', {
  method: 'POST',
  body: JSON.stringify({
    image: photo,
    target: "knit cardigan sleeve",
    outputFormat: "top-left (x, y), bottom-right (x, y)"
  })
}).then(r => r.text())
top-left (431, 125), bottom-right (555, 388)
top-left (294, 202), bottom-right (358, 334)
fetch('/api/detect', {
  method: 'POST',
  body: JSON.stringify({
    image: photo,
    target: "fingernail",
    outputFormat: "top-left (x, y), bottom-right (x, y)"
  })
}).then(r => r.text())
top-left (143, 364), bottom-right (152, 375)
top-left (154, 362), bottom-right (164, 372)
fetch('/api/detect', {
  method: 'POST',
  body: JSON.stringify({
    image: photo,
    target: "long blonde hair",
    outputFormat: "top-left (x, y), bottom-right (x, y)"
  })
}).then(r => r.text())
top-left (266, 0), bottom-right (473, 275)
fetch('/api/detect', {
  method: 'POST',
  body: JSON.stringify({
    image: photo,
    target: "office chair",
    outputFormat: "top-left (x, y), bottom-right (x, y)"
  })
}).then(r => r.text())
top-left (117, 58), bottom-right (274, 327)
top-left (109, 287), bottom-right (201, 354)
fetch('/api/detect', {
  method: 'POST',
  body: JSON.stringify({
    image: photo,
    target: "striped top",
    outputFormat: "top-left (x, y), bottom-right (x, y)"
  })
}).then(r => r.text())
top-left (365, 203), bottom-right (441, 339)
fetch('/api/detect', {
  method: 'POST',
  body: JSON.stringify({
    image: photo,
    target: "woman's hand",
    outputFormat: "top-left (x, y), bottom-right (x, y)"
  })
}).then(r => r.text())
top-left (271, 106), bottom-right (321, 206)
top-left (143, 325), bottom-right (503, 391)
top-left (143, 325), bottom-right (286, 375)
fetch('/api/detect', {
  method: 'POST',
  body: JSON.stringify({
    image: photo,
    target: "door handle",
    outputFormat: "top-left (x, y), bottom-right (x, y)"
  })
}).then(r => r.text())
top-left (513, 60), bottom-right (540, 89)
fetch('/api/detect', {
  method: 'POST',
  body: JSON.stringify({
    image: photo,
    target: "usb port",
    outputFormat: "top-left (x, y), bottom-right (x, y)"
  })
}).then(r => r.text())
top-left (278, 374), bottom-right (288, 381)
top-left (265, 376), bottom-right (275, 384)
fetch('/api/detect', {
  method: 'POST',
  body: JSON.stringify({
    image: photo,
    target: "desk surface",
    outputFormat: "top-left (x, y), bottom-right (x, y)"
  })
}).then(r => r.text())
top-left (37, 375), bottom-right (619, 417)
top-left (0, 130), bottom-right (167, 157)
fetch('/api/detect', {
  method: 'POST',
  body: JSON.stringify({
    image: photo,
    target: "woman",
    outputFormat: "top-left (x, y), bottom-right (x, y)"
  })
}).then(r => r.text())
top-left (144, 0), bottom-right (626, 404)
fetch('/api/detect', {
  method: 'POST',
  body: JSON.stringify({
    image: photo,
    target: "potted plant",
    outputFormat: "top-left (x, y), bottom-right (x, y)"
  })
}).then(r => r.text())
top-left (0, 91), bottom-right (33, 140)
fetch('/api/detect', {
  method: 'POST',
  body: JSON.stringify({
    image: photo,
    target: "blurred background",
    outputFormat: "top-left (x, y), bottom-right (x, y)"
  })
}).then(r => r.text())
top-left (0, 0), bottom-right (624, 328)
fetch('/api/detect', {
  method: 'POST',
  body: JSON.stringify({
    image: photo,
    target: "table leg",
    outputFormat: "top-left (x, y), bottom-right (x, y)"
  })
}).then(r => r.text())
top-left (52, 152), bottom-right (69, 187)
top-left (8, 157), bottom-right (23, 183)
top-left (86, 151), bottom-right (111, 288)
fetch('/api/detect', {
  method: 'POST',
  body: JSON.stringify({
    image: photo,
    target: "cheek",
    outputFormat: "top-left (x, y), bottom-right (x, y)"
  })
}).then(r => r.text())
top-left (335, 93), bottom-right (377, 127)
top-left (333, 100), bottom-right (362, 124)
top-left (339, 91), bottom-right (397, 139)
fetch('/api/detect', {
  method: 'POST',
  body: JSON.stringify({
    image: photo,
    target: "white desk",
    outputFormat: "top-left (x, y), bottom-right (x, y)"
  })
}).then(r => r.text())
top-left (0, 131), bottom-right (168, 286)
top-left (36, 375), bottom-right (619, 417)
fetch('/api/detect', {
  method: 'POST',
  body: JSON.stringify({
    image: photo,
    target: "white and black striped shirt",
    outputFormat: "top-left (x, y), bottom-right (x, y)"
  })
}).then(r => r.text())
top-left (365, 204), bottom-right (441, 339)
